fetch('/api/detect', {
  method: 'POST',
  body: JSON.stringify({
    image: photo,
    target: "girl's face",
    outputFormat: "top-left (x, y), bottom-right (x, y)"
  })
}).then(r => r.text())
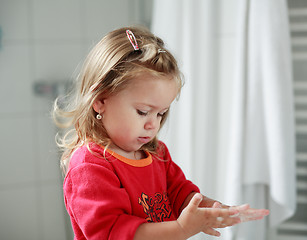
top-left (94, 73), bottom-right (178, 159)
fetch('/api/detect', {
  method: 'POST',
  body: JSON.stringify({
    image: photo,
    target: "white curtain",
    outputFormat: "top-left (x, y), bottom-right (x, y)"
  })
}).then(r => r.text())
top-left (152, 0), bottom-right (296, 240)
top-left (152, 1), bottom-right (230, 238)
top-left (223, 0), bottom-right (296, 239)
top-left (152, 0), bottom-right (219, 198)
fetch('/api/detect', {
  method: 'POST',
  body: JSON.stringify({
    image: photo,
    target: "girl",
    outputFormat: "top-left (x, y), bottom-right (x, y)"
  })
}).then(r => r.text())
top-left (53, 26), bottom-right (269, 240)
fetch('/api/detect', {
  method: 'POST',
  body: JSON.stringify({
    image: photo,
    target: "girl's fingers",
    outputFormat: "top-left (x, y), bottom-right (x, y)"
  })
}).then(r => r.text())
top-left (238, 208), bottom-right (270, 217)
top-left (203, 208), bottom-right (234, 219)
top-left (229, 204), bottom-right (250, 212)
top-left (217, 207), bottom-right (240, 217)
top-left (232, 208), bottom-right (270, 223)
top-left (203, 204), bottom-right (269, 227)
top-left (212, 216), bottom-right (241, 228)
top-left (187, 200), bottom-right (270, 231)
top-left (249, 208), bottom-right (270, 216)
top-left (198, 208), bottom-right (241, 228)
top-left (212, 201), bottom-right (222, 208)
top-left (189, 193), bottom-right (203, 208)
top-left (202, 227), bottom-right (221, 237)
top-left (239, 210), bottom-right (270, 222)
top-left (220, 216), bottom-right (241, 227)
top-left (240, 215), bottom-right (264, 222)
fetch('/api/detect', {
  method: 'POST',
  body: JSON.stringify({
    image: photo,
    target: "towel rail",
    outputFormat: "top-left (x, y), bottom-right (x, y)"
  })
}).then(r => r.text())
top-left (278, 236), bottom-right (307, 240)
top-left (291, 23), bottom-right (307, 32)
top-left (297, 166), bottom-right (307, 176)
top-left (279, 221), bottom-right (307, 232)
top-left (292, 37), bottom-right (307, 46)
top-left (297, 181), bottom-right (307, 191)
top-left (296, 125), bottom-right (307, 134)
top-left (297, 195), bottom-right (307, 204)
top-left (294, 81), bottom-right (307, 90)
top-left (293, 52), bottom-right (307, 60)
top-left (295, 111), bottom-right (307, 121)
top-left (295, 96), bottom-right (307, 105)
top-left (289, 8), bottom-right (307, 16)
top-left (297, 153), bottom-right (307, 162)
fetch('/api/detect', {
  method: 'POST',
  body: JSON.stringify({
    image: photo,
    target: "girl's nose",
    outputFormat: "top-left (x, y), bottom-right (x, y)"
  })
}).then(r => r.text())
top-left (144, 117), bottom-right (160, 130)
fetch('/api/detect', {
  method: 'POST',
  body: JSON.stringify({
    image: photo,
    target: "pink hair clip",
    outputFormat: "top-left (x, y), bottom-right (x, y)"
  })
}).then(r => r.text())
top-left (126, 29), bottom-right (140, 51)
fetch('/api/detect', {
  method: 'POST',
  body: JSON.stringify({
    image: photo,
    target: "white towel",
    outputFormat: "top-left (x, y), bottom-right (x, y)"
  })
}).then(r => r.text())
top-left (224, 0), bottom-right (296, 238)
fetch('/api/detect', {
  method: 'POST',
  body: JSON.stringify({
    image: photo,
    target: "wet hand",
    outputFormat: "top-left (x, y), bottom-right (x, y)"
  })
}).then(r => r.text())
top-left (177, 193), bottom-right (242, 238)
top-left (212, 202), bottom-right (270, 223)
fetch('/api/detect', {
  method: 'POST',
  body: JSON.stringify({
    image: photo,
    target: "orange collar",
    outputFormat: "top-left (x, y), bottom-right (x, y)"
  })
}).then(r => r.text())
top-left (103, 148), bottom-right (153, 167)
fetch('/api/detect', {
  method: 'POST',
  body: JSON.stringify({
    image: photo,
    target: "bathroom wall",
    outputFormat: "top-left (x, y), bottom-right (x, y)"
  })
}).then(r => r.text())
top-left (0, 0), bottom-right (151, 239)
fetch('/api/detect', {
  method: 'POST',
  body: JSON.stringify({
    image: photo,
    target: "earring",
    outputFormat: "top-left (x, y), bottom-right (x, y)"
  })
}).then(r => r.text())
top-left (96, 113), bottom-right (102, 120)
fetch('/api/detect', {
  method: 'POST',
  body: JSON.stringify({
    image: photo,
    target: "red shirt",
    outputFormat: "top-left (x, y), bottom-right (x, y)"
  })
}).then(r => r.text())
top-left (64, 141), bottom-right (199, 239)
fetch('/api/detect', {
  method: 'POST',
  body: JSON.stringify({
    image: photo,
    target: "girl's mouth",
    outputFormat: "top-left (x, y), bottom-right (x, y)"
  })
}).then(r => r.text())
top-left (137, 137), bottom-right (151, 144)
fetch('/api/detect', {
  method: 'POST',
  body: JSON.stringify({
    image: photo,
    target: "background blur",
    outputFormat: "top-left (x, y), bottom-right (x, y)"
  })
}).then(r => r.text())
top-left (0, 0), bottom-right (306, 240)
top-left (0, 0), bottom-right (152, 239)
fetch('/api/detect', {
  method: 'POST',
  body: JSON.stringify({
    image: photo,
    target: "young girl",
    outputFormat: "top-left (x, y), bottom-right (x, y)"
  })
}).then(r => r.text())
top-left (53, 26), bottom-right (269, 240)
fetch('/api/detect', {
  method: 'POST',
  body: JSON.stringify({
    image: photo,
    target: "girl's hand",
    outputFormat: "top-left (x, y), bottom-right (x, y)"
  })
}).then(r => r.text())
top-left (177, 193), bottom-right (242, 238)
top-left (212, 202), bottom-right (270, 223)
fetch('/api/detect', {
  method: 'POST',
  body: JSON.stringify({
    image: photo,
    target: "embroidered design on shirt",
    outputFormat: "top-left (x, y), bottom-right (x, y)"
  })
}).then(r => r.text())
top-left (138, 192), bottom-right (172, 222)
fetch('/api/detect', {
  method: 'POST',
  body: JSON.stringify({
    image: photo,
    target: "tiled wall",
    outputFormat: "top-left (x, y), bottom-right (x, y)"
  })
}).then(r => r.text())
top-left (0, 0), bottom-right (150, 239)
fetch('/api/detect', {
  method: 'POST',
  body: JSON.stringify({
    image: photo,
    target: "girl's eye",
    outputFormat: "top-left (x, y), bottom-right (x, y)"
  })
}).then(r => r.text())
top-left (158, 111), bottom-right (168, 117)
top-left (137, 110), bottom-right (148, 116)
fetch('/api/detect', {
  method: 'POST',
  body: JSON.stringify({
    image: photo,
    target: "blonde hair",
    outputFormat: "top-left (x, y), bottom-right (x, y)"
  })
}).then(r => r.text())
top-left (53, 26), bottom-right (183, 171)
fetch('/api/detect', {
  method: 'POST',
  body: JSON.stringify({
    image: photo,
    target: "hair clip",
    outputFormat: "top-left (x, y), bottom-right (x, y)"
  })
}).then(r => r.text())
top-left (158, 49), bottom-right (166, 53)
top-left (126, 29), bottom-right (140, 51)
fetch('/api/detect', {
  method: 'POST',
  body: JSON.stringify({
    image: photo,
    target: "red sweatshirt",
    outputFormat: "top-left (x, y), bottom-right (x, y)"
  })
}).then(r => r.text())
top-left (64, 141), bottom-right (199, 240)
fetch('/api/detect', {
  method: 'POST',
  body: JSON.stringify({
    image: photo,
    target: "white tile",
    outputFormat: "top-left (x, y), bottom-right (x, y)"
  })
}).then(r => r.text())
top-left (35, 114), bottom-right (62, 182)
top-left (32, 42), bottom-right (83, 111)
top-left (0, 187), bottom-right (41, 239)
top-left (33, 43), bottom-right (83, 80)
top-left (0, 0), bottom-right (31, 41)
top-left (32, 94), bottom-right (55, 115)
top-left (0, 43), bottom-right (32, 114)
top-left (41, 183), bottom-right (67, 240)
top-left (0, 117), bottom-right (37, 185)
top-left (32, 0), bottom-right (82, 40)
top-left (84, 0), bottom-right (132, 41)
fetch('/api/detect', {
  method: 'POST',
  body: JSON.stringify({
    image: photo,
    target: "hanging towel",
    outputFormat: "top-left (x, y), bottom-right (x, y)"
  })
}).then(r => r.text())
top-left (224, 0), bottom-right (296, 239)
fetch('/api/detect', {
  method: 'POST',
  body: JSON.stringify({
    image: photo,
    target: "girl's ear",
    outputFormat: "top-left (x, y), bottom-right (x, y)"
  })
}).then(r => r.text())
top-left (92, 98), bottom-right (105, 113)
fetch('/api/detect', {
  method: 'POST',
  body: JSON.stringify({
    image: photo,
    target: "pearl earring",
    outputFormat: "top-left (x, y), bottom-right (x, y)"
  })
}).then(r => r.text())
top-left (96, 113), bottom-right (102, 120)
